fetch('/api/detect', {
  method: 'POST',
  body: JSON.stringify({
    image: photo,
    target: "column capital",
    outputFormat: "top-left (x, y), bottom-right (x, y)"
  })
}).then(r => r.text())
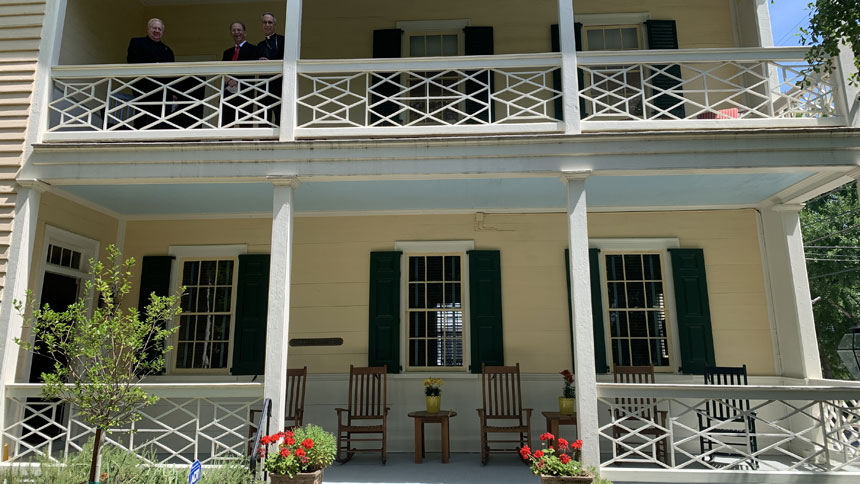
top-left (267, 175), bottom-right (301, 189)
top-left (16, 178), bottom-right (50, 193)
top-left (770, 203), bottom-right (805, 213)
top-left (561, 170), bottom-right (592, 184)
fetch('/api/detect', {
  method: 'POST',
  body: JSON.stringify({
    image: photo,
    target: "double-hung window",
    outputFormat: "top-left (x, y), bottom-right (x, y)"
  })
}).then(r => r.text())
top-left (406, 254), bottom-right (465, 368)
top-left (582, 24), bottom-right (644, 118)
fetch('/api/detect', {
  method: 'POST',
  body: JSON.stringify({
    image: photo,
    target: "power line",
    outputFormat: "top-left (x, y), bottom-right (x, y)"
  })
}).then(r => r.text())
top-left (805, 221), bottom-right (860, 244)
top-left (809, 265), bottom-right (860, 280)
top-left (802, 205), bottom-right (860, 230)
top-left (806, 258), bottom-right (860, 262)
top-left (805, 246), bottom-right (860, 249)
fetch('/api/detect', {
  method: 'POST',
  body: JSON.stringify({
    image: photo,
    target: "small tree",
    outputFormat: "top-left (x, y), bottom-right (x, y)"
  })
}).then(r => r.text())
top-left (15, 245), bottom-right (182, 484)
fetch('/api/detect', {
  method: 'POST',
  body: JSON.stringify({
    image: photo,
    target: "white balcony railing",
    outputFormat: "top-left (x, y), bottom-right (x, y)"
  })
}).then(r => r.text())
top-left (597, 383), bottom-right (860, 480)
top-left (43, 48), bottom-right (850, 142)
top-left (2, 383), bottom-right (263, 465)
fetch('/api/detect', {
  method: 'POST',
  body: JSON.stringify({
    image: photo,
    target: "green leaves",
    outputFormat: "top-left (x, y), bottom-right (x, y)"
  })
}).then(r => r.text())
top-left (781, 0), bottom-right (860, 86)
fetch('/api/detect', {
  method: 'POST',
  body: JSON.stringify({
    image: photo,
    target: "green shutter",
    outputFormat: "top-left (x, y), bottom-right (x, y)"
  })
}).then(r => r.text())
top-left (231, 254), bottom-right (270, 376)
top-left (669, 248), bottom-right (715, 374)
top-left (371, 29), bottom-right (403, 126)
top-left (138, 256), bottom-right (174, 374)
top-left (464, 26), bottom-right (494, 123)
top-left (565, 249), bottom-right (609, 373)
top-left (645, 20), bottom-right (685, 119)
top-left (468, 250), bottom-right (503, 373)
top-left (369, 251), bottom-right (401, 373)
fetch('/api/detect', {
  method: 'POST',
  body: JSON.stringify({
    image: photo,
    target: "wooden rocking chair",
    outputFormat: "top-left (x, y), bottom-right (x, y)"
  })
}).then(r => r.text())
top-left (611, 365), bottom-right (669, 464)
top-left (248, 366), bottom-right (307, 453)
top-left (335, 365), bottom-right (389, 464)
top-left (477, 363), bottom-right (532, 465)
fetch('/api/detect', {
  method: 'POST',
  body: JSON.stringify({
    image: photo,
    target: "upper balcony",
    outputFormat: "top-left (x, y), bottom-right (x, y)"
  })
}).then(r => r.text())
top-left (39, 0), bottom-right (858, 143)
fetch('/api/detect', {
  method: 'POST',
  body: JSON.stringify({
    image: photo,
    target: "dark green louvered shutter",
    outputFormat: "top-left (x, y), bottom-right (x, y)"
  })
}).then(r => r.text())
top-left (645, 20), bottom-right (685, 119)
top-left (371, 29), bottom-right (403, 126)
top-left (564, 249), bottom-right (609, 373)
top-left (464, 26), bottom-right (494, 123)
top-left (551, 23), bottom-right (585, 120)
top-left (138, 256), bottom-right (174, 374)
top-left (469, 250), bottom-right (503, 373)
top-left (669, 248), bottom-right (715, 374)
top-left (231, 254), bottom-right (270, 375)
top-left (369, 251), bottom-right (401, 373)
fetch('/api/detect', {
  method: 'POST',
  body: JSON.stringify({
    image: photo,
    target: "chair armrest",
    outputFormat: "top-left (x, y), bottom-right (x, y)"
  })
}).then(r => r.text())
top-left (477, 408), bottom-right (486, 423)
top-left (522, 408), bottom-right (533, 420)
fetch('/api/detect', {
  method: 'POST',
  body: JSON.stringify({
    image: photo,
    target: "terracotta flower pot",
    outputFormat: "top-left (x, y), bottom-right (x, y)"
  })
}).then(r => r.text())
top-left (558, 397), bottom-right (575, 415)
top-left (540, 473), bottom-right (593, 484)
top-left (270, 469), bottom-right (324, 484)
top-left (426, 395), bottom-right (441, 413)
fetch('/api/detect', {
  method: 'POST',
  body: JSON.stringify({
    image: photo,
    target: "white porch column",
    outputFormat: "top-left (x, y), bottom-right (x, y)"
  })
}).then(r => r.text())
top-left (563, 171), bottom-right (598, 465)
top-left (264, 176), bottom-right (299, 431)
top-left (279, 0), bottom-right (303, 142)
top-left (835, 44), bottom-right (860, 127)
top-left (0, 180), bottom-right (48, 445)
top-left (557, 0), bottom-right (581, 134)
top-left (760, 204), bottom-right (822, 379)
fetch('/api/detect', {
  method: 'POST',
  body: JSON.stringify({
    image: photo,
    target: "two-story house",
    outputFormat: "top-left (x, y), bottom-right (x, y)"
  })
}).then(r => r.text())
top-left (0, 1), bottom-right (858, 482)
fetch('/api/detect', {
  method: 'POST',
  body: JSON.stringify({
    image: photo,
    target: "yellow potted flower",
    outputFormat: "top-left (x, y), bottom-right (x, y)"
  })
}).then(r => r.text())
top-left (423, 377), bottom-right (443, 413)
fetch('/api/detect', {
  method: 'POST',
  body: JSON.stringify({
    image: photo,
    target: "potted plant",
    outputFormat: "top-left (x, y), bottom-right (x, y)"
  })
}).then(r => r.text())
top-left (559, 370), bottom-right (575, 415)
top-left (424, 377), bottom-right (443, 413)
top-left (259, 424), bottom-right (336, 484)
top-left (521, 433), bottom-right (595, 483)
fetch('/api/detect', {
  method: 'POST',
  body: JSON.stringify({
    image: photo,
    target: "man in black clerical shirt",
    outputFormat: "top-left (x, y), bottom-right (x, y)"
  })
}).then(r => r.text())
top-left (256, 12), bottom-right (285, 124)
top-left (126, 18), bottom-right (175, 129)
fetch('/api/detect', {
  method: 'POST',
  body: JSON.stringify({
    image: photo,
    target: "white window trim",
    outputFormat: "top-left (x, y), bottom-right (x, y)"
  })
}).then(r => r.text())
top-left (589, 238), bottom-right (681, 373)
top-left (397, 19), bottom-right (469, 58)
top-left (575, 13), bottom-right (651, 27)
top-left (395, 240), bottom-right (474, 372)
top-left (167, 244), bottom-right (247, 375)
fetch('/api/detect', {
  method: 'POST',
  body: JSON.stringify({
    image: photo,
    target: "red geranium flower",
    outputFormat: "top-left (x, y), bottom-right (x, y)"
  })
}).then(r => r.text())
top-left (302, 438), bottom-right (314, 449)
top-left (280, 447), bottom-right (290, 458)
top-left (572, 439), bottom-right (583, 450)
top-left (533, 450), bottom-right (544, 458)
top-left (519, 446), bottom-right (531, 459)
top-left (539, 432), bottom-right (554, 441)
top-left (286, 436), bottom-right (296, 446)
top-left (560, 453), bottom-right (571, 464)
top-left (557, 438), bottom-right (569, 450)
top-left (560, 369), bottom-right (573, 383)
top-left (294, 448), bottom-right (306, 458)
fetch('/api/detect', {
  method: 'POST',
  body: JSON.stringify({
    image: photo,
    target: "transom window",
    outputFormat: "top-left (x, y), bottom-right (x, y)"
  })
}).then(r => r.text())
top-left (604, 252), bottom-right (671, 368)
top-left (175, 258), bottom-right (236, 371)
top-left (583, 25), bottom-right (641, 51)
top-left (407, 254), bottom-right (464, 369)
top-left (46, 243), bottom-right (83, 270)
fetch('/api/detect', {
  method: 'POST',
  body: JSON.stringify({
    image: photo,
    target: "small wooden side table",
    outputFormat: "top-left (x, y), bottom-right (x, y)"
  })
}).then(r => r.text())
top-left (541, 411), bottom-right (578, 443)
top-left (408, 410), bottom-right (457, 463)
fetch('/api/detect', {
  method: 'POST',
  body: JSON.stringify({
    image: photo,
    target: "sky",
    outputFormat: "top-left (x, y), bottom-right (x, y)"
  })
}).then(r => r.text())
top-left (769, 0), bottom-right (813, 46)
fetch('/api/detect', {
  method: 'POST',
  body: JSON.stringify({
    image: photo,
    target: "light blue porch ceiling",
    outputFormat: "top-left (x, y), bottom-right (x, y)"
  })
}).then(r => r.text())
top-left (59, 173), bottom-right (814, 216)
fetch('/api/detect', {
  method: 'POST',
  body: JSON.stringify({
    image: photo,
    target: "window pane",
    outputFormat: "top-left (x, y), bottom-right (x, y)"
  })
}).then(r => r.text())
top-left (409, 257), bottom-right (425, 282)
top-left (192, 342), bottom-right (205, 368)
top-left (643, 254), bottom-right (661, 279)
top-left (71, 251), bottom-right (81, 271)
top-left (607, 282), bottom-right (627, 308)
top-left (621, 28), bottom-right (639, 49)
top-left (216, 260), bottom-right (233, 285)
top-left (181, 287), bottom-right (197, 312)
top-left (645, 282), bottom-right (663, 308)
top-left (409, 283), bottom-right (425, 308)
top-left (443, 35), bottom-right (458, 55)
top-left (411, 339), bottom-right (427, 366)
top-left (587, 29), bottom-right (604, 50)
top-left (612, 339), bottom-right (630, 366)
top-left (197, 287), bottom-right (214, 312)
top-left (61, 248), bottom-right (72, 267)
top-left (195, 315), bottom-right (210, 340)
top-left (176, 343), bottom-right (191, 368)
top-left (606, 255), bottom-right (624, 280)
top-left (428, 311), bottom-right (439, 337)
top-left (651, 339), bottom-right (670, 366)
top-left (182, 261), bottom-right (199, 285)
top-left (427, 283), bottom-right (443, 308)
top-left (427, 35), bottom-right (442, 56)
top-left (604, 28), bottom-right (622, 50)
top-left (609, 311), bottom-right (628, 337)
top-left (214, 287), bottom-right (232, 312)
top-left (626, 282), bottom-right (645, 308)
top-left (624, 254), bottom-right (643, 280)
top-left (628, 311), bottom-right (647, 337)
top-left (631, 339), bottom-right (650, 365)
top-left (428, 340), bottom-right (440, 366)
top-left (179, 315), bottom-right (195, 340)
top-left (446, 282), bottom-right (461, 307)
top-left (427, 256), bottom-right (443, 281)
top-left (410, 36), bottom-right (425, 57)
top-left (410, 312), bottom-right (426, 337)
top-left (648, 311), bottom-right (667, 338)
top-left (211, 342), bottom-right (228, 368)
top-left (444, 256), bottom-right (460, 281)
top-left (212, 315), bottom-right (230, 340)
top-left (200, 261), bottom-right (217, 285)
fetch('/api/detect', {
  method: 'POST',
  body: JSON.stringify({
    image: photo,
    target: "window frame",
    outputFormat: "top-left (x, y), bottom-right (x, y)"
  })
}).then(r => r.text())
top-left (396, 240), bottom-right (474, 373)
top-left (590, 238), bottom-right (681, 373)
top-left (167, 244), bottom-right (246, 375)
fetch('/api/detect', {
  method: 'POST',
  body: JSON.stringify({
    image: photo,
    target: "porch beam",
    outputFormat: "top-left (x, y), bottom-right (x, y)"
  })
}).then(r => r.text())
top-left (557, 0), bottom-right (581, 134)
top-left (759, 204), bottom-right (822, 379)
top-left (264, 176), bottom-right (299, 432)
top-left (279, 0), bottom-right (302, 142)
top-left (0, 180), bottom-right (49, 445)
top-left (562, 170), bottom-right (597, 465)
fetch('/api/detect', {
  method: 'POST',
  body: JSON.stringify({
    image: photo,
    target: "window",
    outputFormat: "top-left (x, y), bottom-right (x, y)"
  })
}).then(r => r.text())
top-left (405, 31), bottom-right (463, 125)
top-left (406, 254), bottom-right (464, 368)
top-left (582, 25), bottom-right (644, 117)
top-left (604, 252), bottom-right (671, 368)
top-left (175, 258), bottom-right (237, 371)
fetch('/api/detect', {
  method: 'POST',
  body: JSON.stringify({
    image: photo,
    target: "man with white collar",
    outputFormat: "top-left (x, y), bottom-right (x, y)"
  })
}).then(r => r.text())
top-left (256, 12), bottom-right (285, 60)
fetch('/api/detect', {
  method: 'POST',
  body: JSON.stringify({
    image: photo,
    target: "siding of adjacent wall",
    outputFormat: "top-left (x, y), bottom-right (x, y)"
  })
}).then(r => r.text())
top-left (0, 0), bottom-right (46, 299)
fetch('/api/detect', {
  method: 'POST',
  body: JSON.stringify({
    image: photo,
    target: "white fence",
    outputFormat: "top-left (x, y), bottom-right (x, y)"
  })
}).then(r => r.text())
top-left (597, 383), bottom-right (860, 480)
top-left (2, 383), bottom-right (263, 465)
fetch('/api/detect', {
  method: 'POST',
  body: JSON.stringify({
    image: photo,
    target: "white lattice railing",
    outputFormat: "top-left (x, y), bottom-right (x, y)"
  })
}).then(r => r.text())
top-left (598, 384), bottom-right (860, 477)
top-left (46, 61), bottom-right (283, 141)
top-left (2, 383), bottom-right (263, 465)
top-left (295, 53), bottom-right (565, 137)
top-left (578, 47), bottom-right (844, 131)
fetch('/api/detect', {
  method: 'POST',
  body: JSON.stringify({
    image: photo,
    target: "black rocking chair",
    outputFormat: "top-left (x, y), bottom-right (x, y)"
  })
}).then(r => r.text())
top-left (697, 365), bottom-right (759, 469)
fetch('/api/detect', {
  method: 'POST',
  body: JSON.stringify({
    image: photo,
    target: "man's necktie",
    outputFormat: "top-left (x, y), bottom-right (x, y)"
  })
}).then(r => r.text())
top-left (231, 45), bottom-right (239, 61)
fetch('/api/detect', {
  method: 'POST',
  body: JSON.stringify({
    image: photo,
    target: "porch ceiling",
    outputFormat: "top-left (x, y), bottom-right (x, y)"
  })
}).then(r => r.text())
top-left (57, 172), bottom-right (815, 216)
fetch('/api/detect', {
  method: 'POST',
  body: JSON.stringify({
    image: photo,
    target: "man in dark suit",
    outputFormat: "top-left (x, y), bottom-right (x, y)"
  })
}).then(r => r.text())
top-left (127, 18), bottom-right (175, 129)
top-left (256, 12), bottom-right (285, 125)
top-left (221, 22), bottom-right (257, 127)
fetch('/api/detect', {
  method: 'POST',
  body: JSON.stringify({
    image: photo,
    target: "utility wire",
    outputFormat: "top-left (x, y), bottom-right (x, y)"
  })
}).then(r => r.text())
top-left (805, 245), bottom-right (860, 249)
top-left (805, 222), bottom-right (860, 244)
top-left (806, 258), bottom-right (860, 262)
top-left (802, 206), bottom-right (860, 230)
top-left (809, 265), bottom-right (860, 280)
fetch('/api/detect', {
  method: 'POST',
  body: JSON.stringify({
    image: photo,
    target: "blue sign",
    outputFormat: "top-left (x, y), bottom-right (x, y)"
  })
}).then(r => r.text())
top-left (188, 460), bottom-right (202, 484)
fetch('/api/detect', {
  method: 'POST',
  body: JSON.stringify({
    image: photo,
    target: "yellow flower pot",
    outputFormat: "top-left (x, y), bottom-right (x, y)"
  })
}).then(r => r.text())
top-left (558, 397), bottom-right (575, 415)
top-left (426, 395), bottom-right (441, 413)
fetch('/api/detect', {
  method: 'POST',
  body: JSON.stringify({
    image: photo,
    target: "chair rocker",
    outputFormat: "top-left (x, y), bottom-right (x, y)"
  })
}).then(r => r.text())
top-left (697, 365), bottom-right (759, 469)
top-left (335, 365), bottom-right (389, 464)
top-left (477, 363), bottom-right (532, 465)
